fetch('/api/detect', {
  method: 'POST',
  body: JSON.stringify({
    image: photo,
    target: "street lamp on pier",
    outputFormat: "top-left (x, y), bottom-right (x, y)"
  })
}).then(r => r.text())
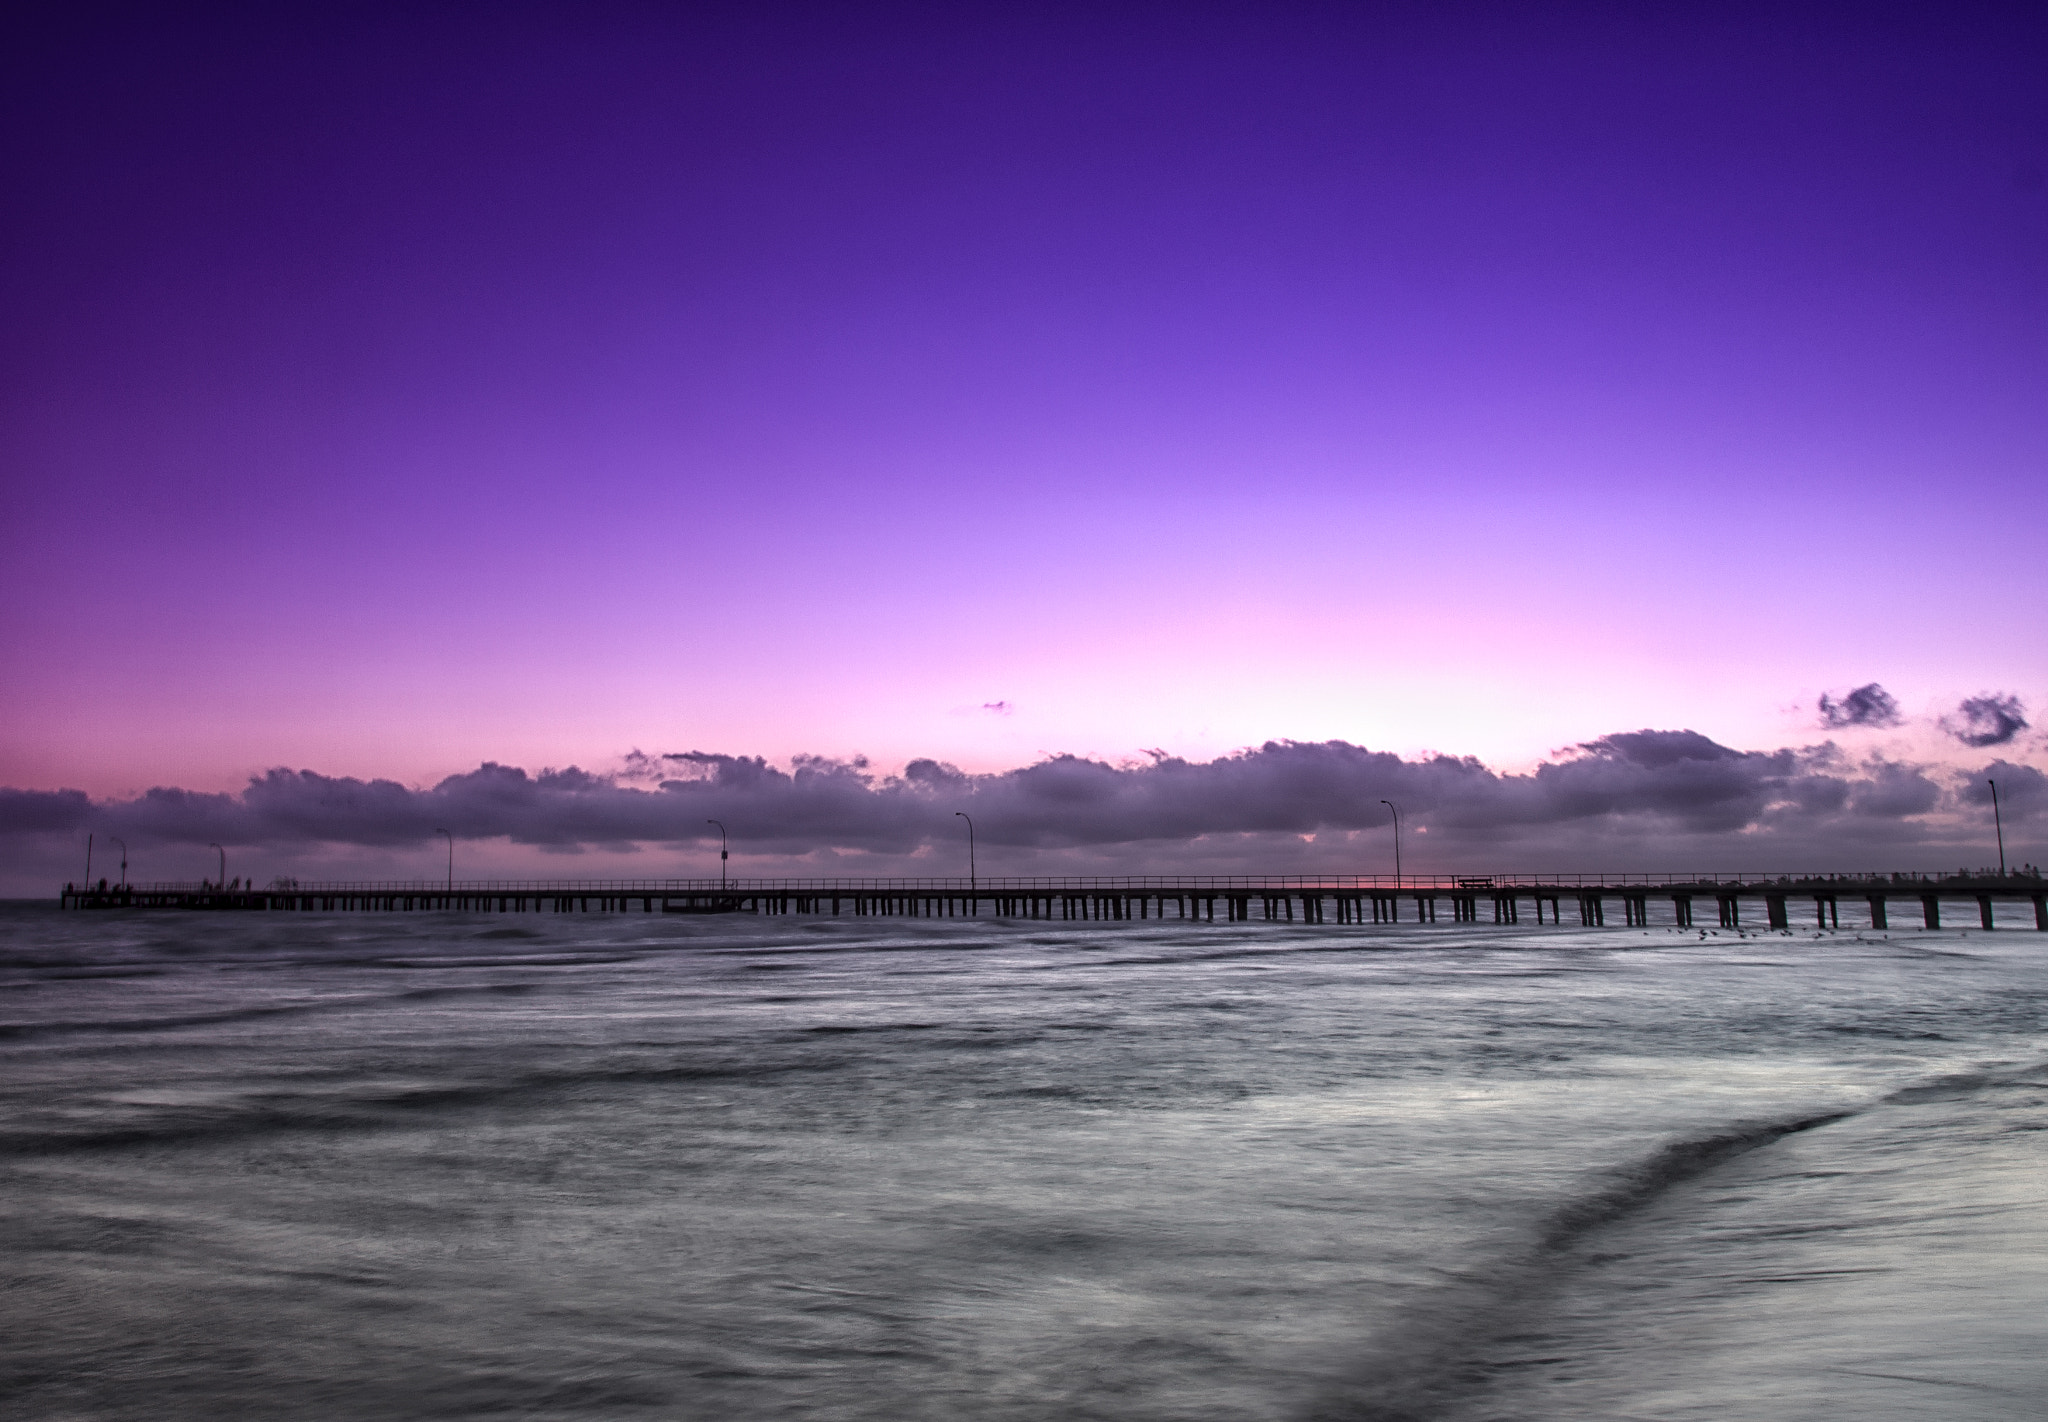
top-left (956, 812), bottom-right (976, 897)
top-left (1990, 781), bottom-right (2006, 877)
top-left (1379, 801), bottom-right (1402, 888)
top-left (435, 829), bottom-right (454, 891)
top-left (209, 843), bottom-right (226, 890)
top-left (707, 820), bottom-right (728, 890)
top-left (110, 837), bottom-right (127, 888)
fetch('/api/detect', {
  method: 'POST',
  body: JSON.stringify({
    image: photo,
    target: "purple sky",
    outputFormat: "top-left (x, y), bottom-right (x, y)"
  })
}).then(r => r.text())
top-left (3, 4), bottom-right (2043, 887)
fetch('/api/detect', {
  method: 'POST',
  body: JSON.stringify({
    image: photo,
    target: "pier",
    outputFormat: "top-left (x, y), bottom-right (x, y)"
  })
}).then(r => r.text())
top-left (57, 872), bottom-right (2048, 930)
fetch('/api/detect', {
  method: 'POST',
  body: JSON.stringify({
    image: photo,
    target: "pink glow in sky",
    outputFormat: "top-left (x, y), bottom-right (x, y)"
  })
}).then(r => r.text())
top-left (3, 5), bottom-right (2043, 884)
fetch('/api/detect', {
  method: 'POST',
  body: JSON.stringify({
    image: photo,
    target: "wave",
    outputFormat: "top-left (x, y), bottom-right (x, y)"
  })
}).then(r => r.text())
top-left (0, 999), bottom-right (378, 1042)
top-left (0, 982), bottom-right (542, 1042)
top-left (0, 1011), bottom-right (1195, 1158)
top-left (1302, 1110), bottom-right (1854, 1421)
top-left (1305, 1057), bottom-right (2048, 1421)
top-left (0, 1053), bottom-right (860, 1159)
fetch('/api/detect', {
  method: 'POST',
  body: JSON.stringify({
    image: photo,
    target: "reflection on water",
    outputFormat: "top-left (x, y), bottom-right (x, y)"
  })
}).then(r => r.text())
top-left (1, 906), bottom-right (2042, 1420)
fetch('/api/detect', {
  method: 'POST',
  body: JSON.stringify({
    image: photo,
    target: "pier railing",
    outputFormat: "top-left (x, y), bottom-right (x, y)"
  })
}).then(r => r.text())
top-left (104, 868), bottom-right (2046, 895)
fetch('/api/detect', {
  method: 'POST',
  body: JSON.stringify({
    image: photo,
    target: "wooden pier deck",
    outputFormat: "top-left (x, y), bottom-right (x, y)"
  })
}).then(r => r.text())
top-left (58, 873), bottom-right (2048, 930)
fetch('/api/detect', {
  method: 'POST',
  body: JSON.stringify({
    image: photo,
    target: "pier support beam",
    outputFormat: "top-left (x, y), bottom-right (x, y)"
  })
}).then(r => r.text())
top-left (1671, 895), bottom-right (1692, 927)
top-left (1867, 896), bottom-right (1887, 929)
top-left (1922, 896), bottom-right (1940, 929)
top-left (1978, 895), bottom-right (1994, 930)
top-left (1766, 895), bottom-right (1788, 929)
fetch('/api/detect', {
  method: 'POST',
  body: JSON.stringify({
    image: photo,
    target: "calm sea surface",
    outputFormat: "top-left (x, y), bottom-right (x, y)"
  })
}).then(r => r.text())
top-left (2, 904), bottom-right (2043, 1420)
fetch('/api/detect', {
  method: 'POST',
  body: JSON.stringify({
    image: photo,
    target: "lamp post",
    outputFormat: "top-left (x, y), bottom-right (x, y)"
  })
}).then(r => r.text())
top-left (707, 820), bottom-right (728, 890)
top-left (85, 832), bottom-right (94, 888)
top-left (435, 828), bottom-right (454, 891)
top-left (1380, 800), bottom-right (1402, 888)
top-left (956, 811), bottom-right (976, 897)
top-left (1990, 780), bottom-right (2006, 878)
top-left (209, 843), bottom-right (226, 890)
top-left (110, 837), bottom-right (127, 889)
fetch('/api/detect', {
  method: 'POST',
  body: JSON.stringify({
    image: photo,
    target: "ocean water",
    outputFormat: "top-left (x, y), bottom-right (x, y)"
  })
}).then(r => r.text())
top-left (1, 904), bottom-right (2043, 1421)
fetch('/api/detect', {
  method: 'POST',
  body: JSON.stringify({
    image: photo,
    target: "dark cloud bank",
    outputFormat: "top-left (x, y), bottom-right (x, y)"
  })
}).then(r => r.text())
top-left (6, 731), bottom-right (2040, 881)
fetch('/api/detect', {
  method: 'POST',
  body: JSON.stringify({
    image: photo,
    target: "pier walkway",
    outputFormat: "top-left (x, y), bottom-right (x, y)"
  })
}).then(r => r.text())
top-left (58, 872), bottom-right (2048, 930)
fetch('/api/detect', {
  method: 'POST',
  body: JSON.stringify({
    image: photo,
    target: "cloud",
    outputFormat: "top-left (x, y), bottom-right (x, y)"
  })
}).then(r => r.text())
top-left (0, 788), bottom-right (90, 834)
top-left (1943, 693), bottom-right (2029, 748)
top-left (6, 729), bottom-right (2018, 876)
top-left (1845, 759), bottom-right (1942, 818)
top-left (1818, 683), bottom-right (1902, 729)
